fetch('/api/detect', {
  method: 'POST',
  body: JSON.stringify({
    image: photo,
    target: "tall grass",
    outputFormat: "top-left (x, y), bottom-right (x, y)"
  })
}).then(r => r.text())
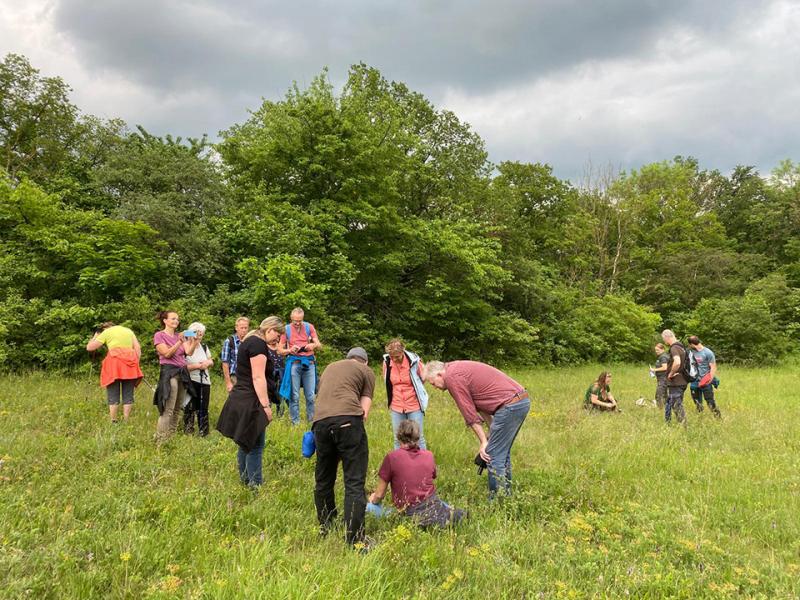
top-left (1, 364), bottom-right (798, 598)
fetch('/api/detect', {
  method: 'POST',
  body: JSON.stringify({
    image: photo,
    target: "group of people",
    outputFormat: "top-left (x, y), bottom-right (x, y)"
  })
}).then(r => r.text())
top-left (583, 329), bottom-right (721, 424)
top-left (87, 309), bottom-right (532, 550)
top-left (87, 308), bottom-right (323, 434)
top-left (213, 321), bottom-right (530, 549)
top-left (88, 313), bottom-right (720, 550)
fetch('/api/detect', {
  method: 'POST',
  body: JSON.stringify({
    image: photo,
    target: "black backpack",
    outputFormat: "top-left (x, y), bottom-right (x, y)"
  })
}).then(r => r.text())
top-left (673, 342), bottom-right (698, 383)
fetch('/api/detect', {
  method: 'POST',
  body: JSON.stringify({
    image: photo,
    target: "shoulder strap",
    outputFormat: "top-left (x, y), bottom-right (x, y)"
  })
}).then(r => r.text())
top-left (285, 324), bottom-right (291, 342)
top-left (304, 322), bottom-right (311, 338)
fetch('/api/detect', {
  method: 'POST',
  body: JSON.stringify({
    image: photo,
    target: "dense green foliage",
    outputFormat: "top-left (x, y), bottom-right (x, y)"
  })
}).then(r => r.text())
top-left (1, 367), bottom-right (799, 597)
top-left (2, 53), bottom-right (800, 369)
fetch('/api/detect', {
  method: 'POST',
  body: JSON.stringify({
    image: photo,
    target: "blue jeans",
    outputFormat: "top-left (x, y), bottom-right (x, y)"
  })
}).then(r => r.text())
top-left (289, 361), bottom-right (316, 425)
top-left (486, 398), bottom-right (530, 497)
top-left (665, 386), bottom-right (687, 424)
top-left (390, 409), bottom-right (426, 450)
top-left (237, 430), bottom-right (266, 487)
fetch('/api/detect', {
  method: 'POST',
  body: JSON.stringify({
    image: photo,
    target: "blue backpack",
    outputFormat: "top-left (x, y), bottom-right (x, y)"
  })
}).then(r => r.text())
top-left (285, 322), bottom-right (311, 345)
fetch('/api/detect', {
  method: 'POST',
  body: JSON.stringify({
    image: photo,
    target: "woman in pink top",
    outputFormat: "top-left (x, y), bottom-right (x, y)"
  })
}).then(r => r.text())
top-left (382, 339), bottom-right (429, 450)
top-left (153, 310), bottom-right (191, 444)
top-left (367, 420), bottom-right (465, 528)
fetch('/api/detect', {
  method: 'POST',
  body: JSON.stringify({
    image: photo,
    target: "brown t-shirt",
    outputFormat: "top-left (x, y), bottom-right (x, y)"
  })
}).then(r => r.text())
top-left (313, 359), bottom-right (376, 423)
top-left (668, 343), bottom-right (689, 387)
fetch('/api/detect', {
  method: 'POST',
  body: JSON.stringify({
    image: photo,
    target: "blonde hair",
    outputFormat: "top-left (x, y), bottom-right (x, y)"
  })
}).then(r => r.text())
top-left (385, 338), bottom-right (405, 354)
top-left (244, 316), bottom-right (284, 340)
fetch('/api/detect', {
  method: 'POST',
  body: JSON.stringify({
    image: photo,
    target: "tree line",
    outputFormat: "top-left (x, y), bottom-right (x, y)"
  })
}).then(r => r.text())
top-left (2, 53), bottom-right (799, 370)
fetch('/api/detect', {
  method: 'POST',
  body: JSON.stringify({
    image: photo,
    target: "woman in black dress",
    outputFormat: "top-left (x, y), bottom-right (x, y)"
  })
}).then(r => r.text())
top-left (217, 316), bottom-right (283, 487)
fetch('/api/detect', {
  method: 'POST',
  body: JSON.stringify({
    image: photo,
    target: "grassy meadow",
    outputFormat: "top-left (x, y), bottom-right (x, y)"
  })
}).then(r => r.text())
top-left (1, 363), bottom-right (799, 598)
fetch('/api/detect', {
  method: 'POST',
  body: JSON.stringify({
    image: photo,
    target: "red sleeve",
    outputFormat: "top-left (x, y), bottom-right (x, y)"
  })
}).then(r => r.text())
top-left (377, 453), bottom-right (392, 483)
top-left (447, 374), bottom-right (481, 426)
top-left (309, 324), bottom-right (318, 340)
top-left (279, 334), bottom-right (288, 348)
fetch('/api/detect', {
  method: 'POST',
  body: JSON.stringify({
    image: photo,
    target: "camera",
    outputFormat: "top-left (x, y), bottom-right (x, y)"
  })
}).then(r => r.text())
top-left (474, 453), bottom-right (488, 475)
top-left (183, 330), bottom-right (197, 338)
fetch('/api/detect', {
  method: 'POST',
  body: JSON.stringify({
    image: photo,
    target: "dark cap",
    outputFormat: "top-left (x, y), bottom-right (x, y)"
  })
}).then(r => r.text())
top-left (346, 347), bottom-right (368, 362)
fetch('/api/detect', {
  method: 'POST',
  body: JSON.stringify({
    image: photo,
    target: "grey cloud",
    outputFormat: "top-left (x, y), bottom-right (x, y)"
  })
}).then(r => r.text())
top-left (54, 0), bottom-right (767, 98)
top-left (39, 0), bottom-right (799, 179)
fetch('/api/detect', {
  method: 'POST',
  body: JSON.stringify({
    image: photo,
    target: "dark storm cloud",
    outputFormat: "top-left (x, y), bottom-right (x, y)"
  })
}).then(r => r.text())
top-left (29, 0), bottom-right (798, 179)
top-left (52, 0), bottom-right (763, 97)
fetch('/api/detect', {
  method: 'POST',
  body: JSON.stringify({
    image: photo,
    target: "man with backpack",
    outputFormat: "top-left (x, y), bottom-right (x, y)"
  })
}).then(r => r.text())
top-left (278, 307), bottom-right (322, 425)
top-left (221, 317), bottom-right (250, 393)
top-left (688, 335), bottom-right (721, 417)
top-left (661, 329), bottom-right (692, 424)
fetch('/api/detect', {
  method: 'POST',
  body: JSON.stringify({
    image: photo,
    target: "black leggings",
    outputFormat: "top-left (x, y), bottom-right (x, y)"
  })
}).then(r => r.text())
top-left (183, 382), bottom-right (211, 435)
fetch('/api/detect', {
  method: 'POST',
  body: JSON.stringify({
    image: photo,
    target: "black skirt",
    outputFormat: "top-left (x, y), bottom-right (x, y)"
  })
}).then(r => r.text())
top-left (216, 387), bottom-right (268, 452)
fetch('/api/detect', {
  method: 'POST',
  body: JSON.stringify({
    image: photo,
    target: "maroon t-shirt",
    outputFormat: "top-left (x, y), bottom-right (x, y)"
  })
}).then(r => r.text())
top-left (378, 447), bottom-right (437, 509)
top-left (445, 360), bottom-right (524, 426)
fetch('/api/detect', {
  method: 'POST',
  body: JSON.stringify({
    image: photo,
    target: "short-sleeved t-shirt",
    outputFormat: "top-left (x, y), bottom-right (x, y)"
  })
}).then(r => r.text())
top-left (97, 325), bottom-right (135, 350)
top-left (691, 347), bottom-right (716, 378)
top-left (378, 447), bottom-right (437, 509)
top-left (232, 336), bottom-right (269, 392)
top-left (313, 359), bottom-right (376, 423)
top-left (584, 384), bottom-right (610, 408)
top-left (153, 331), bottom-right (186, 367)
top-left (279, 322), bottom-right (318, 357)
top-left (655, 352), bottom-right (670, 381)
top-left (667, 343), bottom-right (689, 387)
top-left (444, 361), bottom-right (524, 426)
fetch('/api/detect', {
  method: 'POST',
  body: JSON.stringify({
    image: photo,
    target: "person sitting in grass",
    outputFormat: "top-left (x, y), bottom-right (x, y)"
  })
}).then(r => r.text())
top-left (366, 420), bottom-right (465, 528)
top-left (584, 371), bottom-right (619, 412)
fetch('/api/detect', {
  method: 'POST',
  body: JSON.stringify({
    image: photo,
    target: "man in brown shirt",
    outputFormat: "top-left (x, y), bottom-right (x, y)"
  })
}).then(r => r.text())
top-left (426, 360), bottom-right (530, 498)
top-left (662, 329), bottom-right (688, 425)
top-left (312, 347), bottom-right (376, 548)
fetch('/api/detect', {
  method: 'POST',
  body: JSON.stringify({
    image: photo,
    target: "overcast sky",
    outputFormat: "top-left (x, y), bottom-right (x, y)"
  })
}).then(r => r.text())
top-left (2, 0), bottom-right (798, 180)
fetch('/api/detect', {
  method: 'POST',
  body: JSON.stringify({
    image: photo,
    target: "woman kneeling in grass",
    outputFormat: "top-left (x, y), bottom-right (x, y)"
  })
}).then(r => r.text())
top-left (367, 420), bottom-right (465, 528)
top-left (584, 371), bottom-right (619, 412)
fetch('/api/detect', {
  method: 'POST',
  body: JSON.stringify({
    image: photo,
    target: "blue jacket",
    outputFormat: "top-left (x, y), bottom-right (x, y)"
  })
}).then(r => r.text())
top-left (279, 354), bottom-right (317, 399)
top-left (383, 350), bottom-right (429, 413)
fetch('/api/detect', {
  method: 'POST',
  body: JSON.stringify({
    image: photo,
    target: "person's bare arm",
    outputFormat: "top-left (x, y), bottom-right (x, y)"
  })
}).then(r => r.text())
top-left (250, 354), bottom-right (272, 422)
top-left (368, 478), bottom-right (389, 504)
top-left (668, 355), bottom-right (681, 379)
top-left (361, 395), bottom-right (372, 421)
top-left (156, 336), bottom-right (184, 358)
top-left (471, 422), bottom-right (490, 462)
top-left (86, 335), bottom-right (103, 352)
top-left (222, 362), bottom-right (233, 392)
top-left (590, 393), bottom-right (615, 409)
top-left (183, 337), bottom-right (199, 356)
top-left (477, 409), bottom-right (493, 426)
top-left (653, 363), bottom-right (668, 373)
top-left (307, 333), bottom-right (322, 352)
top-left (710, 361), bottom-right (717, 379)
